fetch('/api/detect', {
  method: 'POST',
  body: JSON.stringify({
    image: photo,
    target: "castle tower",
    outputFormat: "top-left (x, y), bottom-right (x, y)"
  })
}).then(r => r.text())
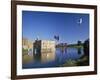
top-left (33, 40), bottom-right (56, 63)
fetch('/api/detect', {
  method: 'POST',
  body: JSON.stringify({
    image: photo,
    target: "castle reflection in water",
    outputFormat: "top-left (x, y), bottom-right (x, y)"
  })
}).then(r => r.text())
top-left (22, 38), bottom-right (89, 68)
top-left (22, 38), bottom-right (56, 64)
top-left (33, 40), bottom-right (56, 62)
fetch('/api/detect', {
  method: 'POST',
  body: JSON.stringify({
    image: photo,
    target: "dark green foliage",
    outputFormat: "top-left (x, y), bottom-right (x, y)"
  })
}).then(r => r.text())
top-left (77, 39), bottom-right (89, 66)
top-left (77, 40), bottom-right (82, 46)
top-left (83, 39), bottom-right (89, 57)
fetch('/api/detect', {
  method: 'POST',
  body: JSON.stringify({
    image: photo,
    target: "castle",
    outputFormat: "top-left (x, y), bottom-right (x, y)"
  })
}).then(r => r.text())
top-left (33, 40), bottom-right (56, 62)
top-left (22, 38), bottom-right (56, 62)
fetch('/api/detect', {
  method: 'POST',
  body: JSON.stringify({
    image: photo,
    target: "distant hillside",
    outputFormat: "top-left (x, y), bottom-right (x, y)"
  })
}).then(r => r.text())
top-left (67, 43), bottom-right (83, 48)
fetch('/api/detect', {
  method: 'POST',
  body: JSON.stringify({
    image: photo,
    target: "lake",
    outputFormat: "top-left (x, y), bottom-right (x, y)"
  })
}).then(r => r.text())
top-left (22, 47), bottom-right (84, 69)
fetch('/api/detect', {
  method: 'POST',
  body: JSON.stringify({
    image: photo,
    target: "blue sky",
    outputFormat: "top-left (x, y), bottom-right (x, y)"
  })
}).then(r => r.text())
top-left (22, 11), bottom-right (89, 44)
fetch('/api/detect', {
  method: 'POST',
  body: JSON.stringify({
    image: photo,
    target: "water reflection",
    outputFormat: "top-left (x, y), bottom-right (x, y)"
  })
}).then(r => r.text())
top-left (78, 48), bottom-right (81, 55)
top-left (22, 47), bottom-right (84, 69)
top-left (60, 47), bottom-right (67, 53)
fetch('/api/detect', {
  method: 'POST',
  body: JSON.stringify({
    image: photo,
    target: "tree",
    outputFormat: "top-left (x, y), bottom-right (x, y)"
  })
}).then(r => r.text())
top-left (77, 40), bottom-right (82, 46)
top-left (83, 39), bottom-right (89, 56)
top-left (77, 40), bottom-right (82, 54)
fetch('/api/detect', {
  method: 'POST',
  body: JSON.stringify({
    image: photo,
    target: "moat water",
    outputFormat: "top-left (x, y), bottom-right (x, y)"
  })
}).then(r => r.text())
top-left (22, 47), bottom-right (84, 69)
